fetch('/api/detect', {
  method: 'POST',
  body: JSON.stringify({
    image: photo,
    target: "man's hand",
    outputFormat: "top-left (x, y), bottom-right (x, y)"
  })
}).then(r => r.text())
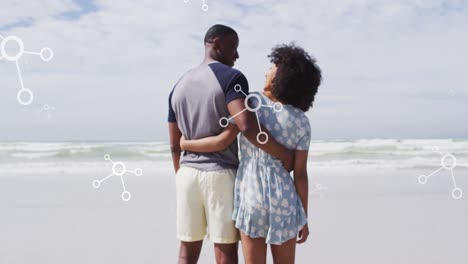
top-left (297, 223), bottom-right (309, 244)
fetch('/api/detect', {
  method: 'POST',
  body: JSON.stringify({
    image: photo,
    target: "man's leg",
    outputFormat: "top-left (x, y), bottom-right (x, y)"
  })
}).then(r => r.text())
top-left (201, 169), bottom-right (239, 263)
top-left (214, 242), bottom-right (238, 264)
top-left (178, 240), bottom-right (203, 264)
top-left (176, 167), bottom-right (207, 263)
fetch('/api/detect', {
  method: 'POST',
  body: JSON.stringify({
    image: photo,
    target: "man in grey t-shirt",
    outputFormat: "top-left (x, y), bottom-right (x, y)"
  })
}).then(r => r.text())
top-left (168, 24), bottom-right (292, 264)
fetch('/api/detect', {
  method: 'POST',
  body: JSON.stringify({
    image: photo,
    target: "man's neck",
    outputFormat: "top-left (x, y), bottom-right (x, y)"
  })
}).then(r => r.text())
top-left (202, 50), bottom-right (218, 64)
top-left (202, 57), bottom-right (218, 64)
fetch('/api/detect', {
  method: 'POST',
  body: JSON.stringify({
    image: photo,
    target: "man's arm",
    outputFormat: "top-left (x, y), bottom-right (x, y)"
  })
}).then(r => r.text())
top-left (227, 98), bottom-right (294, 171)
top-left (168, 122), bottom-right (182, 173)
top-left (180, 124), bottom-right (240, 153)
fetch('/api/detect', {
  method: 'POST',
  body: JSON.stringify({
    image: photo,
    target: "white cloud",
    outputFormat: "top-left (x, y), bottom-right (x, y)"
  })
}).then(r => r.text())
top-left (0, 0), bottom-right (467, 141)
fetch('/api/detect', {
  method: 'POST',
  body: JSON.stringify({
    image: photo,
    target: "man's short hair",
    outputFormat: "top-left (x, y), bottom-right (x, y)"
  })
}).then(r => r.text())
top-left (204, 24), bottom-right (237, 44)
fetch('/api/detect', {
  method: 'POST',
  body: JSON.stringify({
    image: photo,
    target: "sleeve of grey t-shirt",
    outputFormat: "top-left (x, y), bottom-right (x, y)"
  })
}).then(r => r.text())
top-left (167, 87), bottom-right (176, 123)
top-left (208, 62), bottom-right (249, 104)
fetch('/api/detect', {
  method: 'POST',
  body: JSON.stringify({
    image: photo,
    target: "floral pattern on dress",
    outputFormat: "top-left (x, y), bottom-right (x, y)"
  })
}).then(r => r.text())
top-left (232, 92), bottom-right (311, 245)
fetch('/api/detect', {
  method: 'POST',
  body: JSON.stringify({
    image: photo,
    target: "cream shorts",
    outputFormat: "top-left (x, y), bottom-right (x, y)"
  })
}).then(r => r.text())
top-left (175, 166), bottom-right (239, 244)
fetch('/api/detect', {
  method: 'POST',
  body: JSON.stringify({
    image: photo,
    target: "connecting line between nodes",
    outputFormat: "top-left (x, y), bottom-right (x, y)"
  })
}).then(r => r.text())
top-left (183, 0), bottom-right (209, 12)
top-left (92, 154), bottom-right (143, 201)
top-left (418, 147), bottom-right (467, 200)
top-left (310, 183), bottom-right (328, 199)
top-left (38, 104), bottom-right (56, 119)
top-left (0, 35), bottom-right (54, 105)
top-left (219, 84), bottom-right (283, 144)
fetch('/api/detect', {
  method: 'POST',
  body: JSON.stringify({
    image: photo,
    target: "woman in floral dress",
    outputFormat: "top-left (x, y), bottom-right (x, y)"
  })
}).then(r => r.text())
top-left (180, 43), bottom-right (322, 263)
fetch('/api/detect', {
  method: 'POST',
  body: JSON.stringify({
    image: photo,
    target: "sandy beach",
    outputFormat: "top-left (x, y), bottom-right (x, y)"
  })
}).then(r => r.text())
top-left (1, 0), bottom-right (467, 263)
top-left (1, 148), bottom-right (467, 264)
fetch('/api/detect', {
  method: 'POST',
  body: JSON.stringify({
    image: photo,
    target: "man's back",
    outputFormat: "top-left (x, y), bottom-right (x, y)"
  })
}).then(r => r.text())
top-left (168, 61), bottom-right (248, 171)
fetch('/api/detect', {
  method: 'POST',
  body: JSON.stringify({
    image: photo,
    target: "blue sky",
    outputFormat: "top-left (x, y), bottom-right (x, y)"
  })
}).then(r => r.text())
top-left (55, 0), bottom-right (98, 21)
top-left (0, 0), bottom-right (98, 31)
top-left (0, 0), bottom-right (467, 141)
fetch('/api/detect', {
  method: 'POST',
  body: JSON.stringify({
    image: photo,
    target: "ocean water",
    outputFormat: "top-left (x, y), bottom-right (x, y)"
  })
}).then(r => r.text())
top-left (0, 139), bottom-right (467, 173)
top-left (1, 139), bottom-right (467, 264)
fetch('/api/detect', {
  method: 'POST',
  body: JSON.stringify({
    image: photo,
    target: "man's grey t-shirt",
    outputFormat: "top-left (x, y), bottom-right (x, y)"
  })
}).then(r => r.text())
top-left (168, 62), bottom-right (249, 171)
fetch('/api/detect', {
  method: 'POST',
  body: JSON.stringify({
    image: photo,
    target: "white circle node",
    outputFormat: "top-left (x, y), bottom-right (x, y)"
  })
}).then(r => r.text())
top-left (418, 175), bottom-right (428, 184)
top-left (122, 191), bottom-right (132, 201)
top-left (219, 117), bottom-right (229, 128)
top-left (441, 154), bottom-right (457, 170)
top-left (234, 84), bottom-right (242, 92)
top-left (112, 162), bottom-right (126, 176)
top-left (202, 4), bottom-right (209, 11)
top-left (43, 104), bottom-right (50, 111)
top-left (452, 188), bottom-right (463, 200)
top-left (17, 88), bottom-right (33, 105)
top-left (92, 180), bottom-right (101, 189)
top-left (104, 154), bottom-right (110, 160)
top-left (245, 94), bottom-right (262, 112)
top-left (40, 47), bottom-right (54, 62)
top-left (0, 35), bottom-right (25, 61)
top-left (273, 102), bottom-right (283, 112)
top-left (135, 168), bottom-right (143, 176)
top-left (256, 132), bottom-right (268, 145)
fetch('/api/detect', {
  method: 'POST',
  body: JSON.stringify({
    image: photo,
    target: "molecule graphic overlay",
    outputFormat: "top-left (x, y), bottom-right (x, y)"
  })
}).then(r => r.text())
top-left (310, 183), bottom-right (328, 199)
top-left (0, 35), bottom-right (54, 105)
top-left (418, 147), bottom-right (467, 200)
top-left (183, 0), bottom-right (209, 11)
top-left (219, 84), bottom-right (283, 144)
top-left (448, 88), bottom-right (456, 96)
top-left (38, 104), bottom-right (55, 119)
top-left (93, 154), bottom-right (143, 201)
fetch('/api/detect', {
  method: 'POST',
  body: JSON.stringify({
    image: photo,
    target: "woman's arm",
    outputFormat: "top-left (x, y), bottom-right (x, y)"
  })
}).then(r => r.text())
top-left (294, 149), bottom-right (310, 243)
top-left (180, 124), bottom-right (240, 153)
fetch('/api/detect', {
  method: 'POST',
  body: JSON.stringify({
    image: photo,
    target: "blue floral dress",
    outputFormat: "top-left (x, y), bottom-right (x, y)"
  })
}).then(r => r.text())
top-left (232, 92), bottom-right (311, 245)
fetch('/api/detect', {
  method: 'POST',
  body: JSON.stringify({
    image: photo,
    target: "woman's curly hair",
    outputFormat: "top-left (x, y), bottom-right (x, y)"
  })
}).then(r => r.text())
top-left (268, 43), bottom-right (322, 112)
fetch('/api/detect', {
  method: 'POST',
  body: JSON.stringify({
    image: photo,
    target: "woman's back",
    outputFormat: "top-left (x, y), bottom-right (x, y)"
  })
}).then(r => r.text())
top-left (238, 91), bottom-right (311, 164)
top-left (234, 91), bottom-right (310, 245)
